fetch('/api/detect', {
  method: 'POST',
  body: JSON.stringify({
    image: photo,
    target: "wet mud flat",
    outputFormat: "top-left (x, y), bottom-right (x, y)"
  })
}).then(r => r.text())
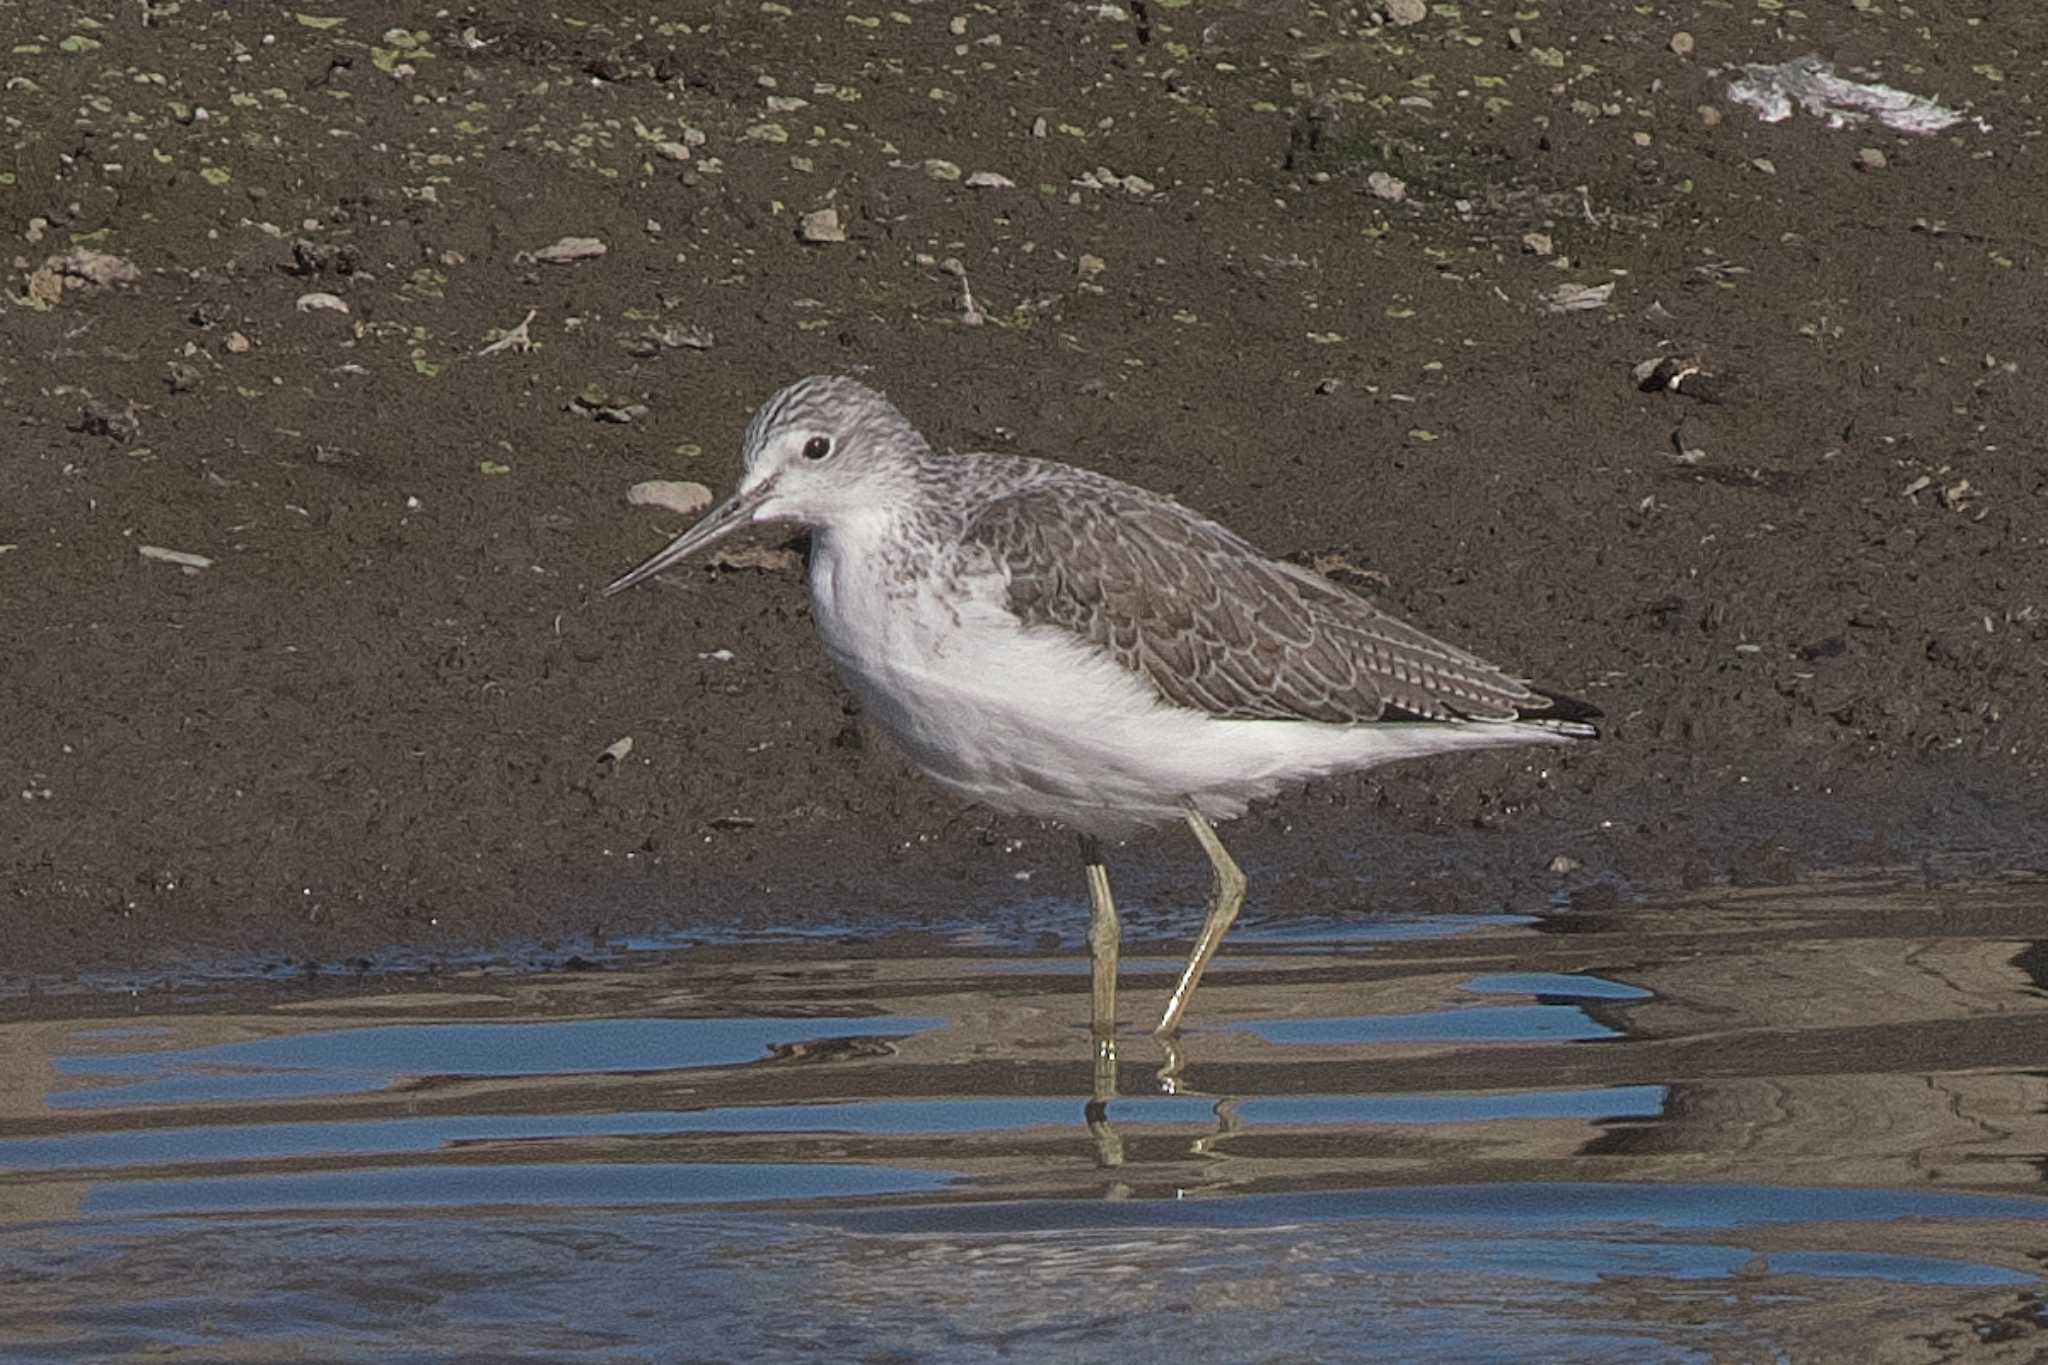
top-left (4, 2), bottom-right (2047, 977)
top-left (3, 879), bottom-right (2048, 1361)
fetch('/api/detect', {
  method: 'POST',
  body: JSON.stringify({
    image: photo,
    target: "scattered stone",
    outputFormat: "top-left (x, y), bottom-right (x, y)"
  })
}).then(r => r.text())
top-left (1698, 104), bottom-right (1723, 128)
top-left (295, 291), bottom-right (349, 314)
top-left (1669, 31), bottom-right (1695, 58)
top-left (1548, 854), bottom-right (1584, 874)
top-left (1076, 166), bottom-right (1155, 196)
top-left (1385, 0), bottom-right (1427, 26)
top-left (1856, 146), bottom-right (1888, 170)
top-left (630, 322), bottom-right (715, 355)
top-left (290, 239), bottom-right (358, 276)
top-left (799, 207), bottom-right (847, 243)
top-left (924, 158), bottom-right (962, 181)
top-left (165, 360), bottom-right (202, 393)
top-left (1521, 231), bottom-right (1555, 256)
top-left (139, 544), bottom-right (213, 572)
top-left (569, 386), bottom-right (649, 423)
top-left (72, 401), bottom-right (140, 443)
top-left (1634, 355), bottom-right (1729, 404)
top-left (223, 331), bottom-right (252, 353)
top-left (965, 170), bottom-right (1015, 189)
top-left (626, 480), bottom-right (714, 515)
top-left (58, 248), bottom-right (142, 289)
top-left (1750, 156), bottom-right (1777, 175)
top-left (600, 737), bottom-right (634, 764)
top-left (1367, 170), bottom-right (1407, 202)
top-left (522, 236), bottom-right (607, 265)
top-left (708, 543), bottom-right (802, 573)
top-left (22, 248), bottom-right (142, 309)
top-left (653, 140), bottom-right (690, 162)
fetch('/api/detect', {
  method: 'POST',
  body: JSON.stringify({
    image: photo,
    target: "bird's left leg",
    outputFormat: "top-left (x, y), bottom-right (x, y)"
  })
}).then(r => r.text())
top-left (1080, 834), bottom-right (1121, 1069)
top-left (1155, 806), bottom-right (1248, 1037)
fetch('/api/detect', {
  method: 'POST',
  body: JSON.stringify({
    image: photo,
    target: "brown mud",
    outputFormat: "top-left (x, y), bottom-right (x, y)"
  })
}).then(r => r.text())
top-left (3, 3), bottom-right (2044, 982)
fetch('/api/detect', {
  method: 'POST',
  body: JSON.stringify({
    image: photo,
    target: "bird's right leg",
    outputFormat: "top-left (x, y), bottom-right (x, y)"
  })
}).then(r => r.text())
top-left (1156, 806), bottom-right (1248, 1037)
top-left (1080, 834), bottom-right (1120, 1075)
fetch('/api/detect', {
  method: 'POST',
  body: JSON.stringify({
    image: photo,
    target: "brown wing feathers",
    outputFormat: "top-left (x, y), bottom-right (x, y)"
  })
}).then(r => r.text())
top-left (966, 484), bottom-right (1598, 732)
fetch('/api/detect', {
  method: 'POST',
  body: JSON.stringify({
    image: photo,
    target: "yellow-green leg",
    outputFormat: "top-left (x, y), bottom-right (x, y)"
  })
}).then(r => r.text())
top-left (1080, 833), bottom-right (1120, 1058)
top-left (1155, 807), bottom-right (1248, 1037)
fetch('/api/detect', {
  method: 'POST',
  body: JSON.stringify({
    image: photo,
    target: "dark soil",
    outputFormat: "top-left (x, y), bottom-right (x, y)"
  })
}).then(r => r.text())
top-left (4, 2), bottom-right (2044, 982)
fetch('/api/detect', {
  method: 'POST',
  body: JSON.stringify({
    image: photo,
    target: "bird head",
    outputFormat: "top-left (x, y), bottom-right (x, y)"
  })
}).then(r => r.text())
top-left (606, 374), bottom-right (927, 595)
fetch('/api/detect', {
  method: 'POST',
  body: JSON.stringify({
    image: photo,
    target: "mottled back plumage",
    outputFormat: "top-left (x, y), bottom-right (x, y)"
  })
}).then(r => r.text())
top-left (953, 469), bottom-right (1592, 731)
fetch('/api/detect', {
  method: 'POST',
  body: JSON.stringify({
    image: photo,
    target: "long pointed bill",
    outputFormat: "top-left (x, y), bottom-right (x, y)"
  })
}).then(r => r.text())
top-left (604, 481), bottom-right (773, 596)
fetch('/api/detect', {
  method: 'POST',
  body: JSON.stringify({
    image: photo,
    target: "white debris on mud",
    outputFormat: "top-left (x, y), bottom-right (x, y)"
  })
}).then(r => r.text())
top-left (1726, 57), bottom-right (1969, 135)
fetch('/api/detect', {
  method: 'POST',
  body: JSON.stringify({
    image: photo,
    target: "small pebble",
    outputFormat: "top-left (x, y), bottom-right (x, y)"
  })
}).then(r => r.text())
top-left (1385, 0), bottom-right (1426, 26)
top-left (1856, 146), bottom-right (1888, 170)
top-left (627, 480), bottom-right (713, 515)
top-left (1366, 170), bottom-right (1407, 202)
top-left (798, 207), bottom-right (846, 243)
top-left (525, 235), bottom-right (607, 264)
top-left (1669, 30), bottom-right (1694, 57)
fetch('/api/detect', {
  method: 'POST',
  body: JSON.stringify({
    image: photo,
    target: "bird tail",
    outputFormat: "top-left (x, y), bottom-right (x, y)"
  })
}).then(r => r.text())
top-left (1516, 686), bottom-right (1602, 740)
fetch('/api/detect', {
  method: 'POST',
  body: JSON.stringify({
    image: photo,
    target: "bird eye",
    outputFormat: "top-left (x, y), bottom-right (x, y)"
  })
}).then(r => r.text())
top-left (802, 435), bottom-right (833, 461)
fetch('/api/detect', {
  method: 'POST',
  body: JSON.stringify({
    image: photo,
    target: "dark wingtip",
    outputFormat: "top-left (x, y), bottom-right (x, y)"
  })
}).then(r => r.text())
top-left (1522, 686), bottom-right (1602, 738)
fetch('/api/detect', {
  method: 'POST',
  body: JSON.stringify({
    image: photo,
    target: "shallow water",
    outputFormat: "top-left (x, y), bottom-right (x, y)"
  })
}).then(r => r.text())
top-left (3, 879), bottom-right (2047, 1360)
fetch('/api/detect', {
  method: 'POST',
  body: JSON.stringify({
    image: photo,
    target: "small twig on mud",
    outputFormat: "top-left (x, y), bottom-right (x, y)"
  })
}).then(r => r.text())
top-left (940, 257), bottom-right (986, 327)
top-left (477, 308), bottom-right (539, 356)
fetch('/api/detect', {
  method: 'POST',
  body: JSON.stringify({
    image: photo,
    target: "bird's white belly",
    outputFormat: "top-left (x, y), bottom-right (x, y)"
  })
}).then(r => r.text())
top-left (808, 543), bottom-right (1553, 836)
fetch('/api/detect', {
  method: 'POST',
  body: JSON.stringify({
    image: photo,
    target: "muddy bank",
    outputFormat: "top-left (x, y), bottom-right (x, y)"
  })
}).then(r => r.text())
top-left (3, 3), bottom-right (2044, 979)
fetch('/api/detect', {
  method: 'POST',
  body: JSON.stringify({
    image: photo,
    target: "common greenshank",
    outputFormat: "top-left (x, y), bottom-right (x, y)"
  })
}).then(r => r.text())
top-left (608, 375), bottom-right (1599, 1050)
